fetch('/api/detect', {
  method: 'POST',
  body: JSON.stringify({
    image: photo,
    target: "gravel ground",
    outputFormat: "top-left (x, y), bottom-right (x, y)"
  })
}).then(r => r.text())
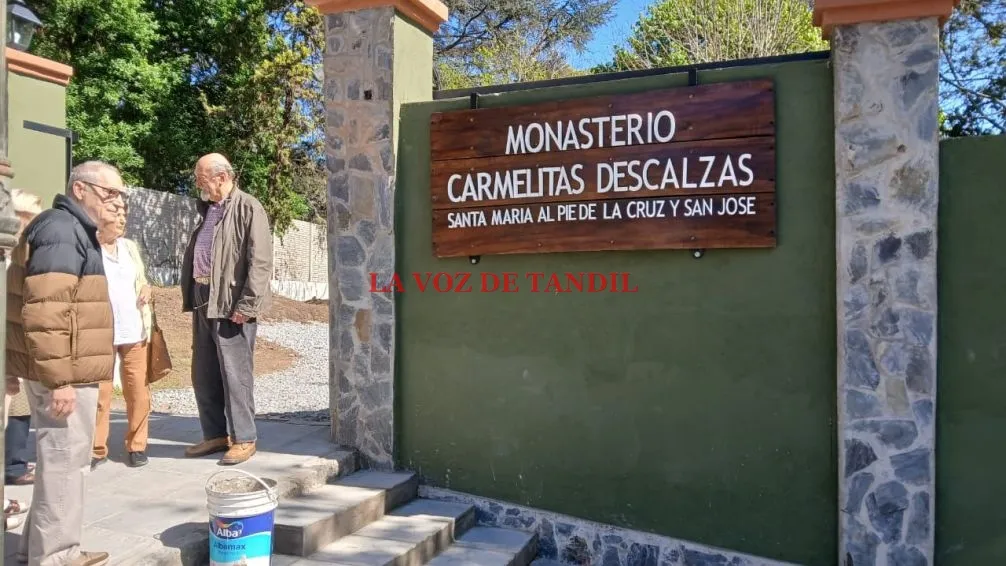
top-left (152, 321), bottom-right (330, 422)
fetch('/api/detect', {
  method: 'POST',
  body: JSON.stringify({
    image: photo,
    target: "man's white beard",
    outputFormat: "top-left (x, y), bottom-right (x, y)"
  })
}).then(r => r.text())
top-left (199, 190), bottom-right (210, 201)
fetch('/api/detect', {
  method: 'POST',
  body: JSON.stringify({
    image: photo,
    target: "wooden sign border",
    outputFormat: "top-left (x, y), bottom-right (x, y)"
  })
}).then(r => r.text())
top-left (428, 79), bottom-right (777, 258)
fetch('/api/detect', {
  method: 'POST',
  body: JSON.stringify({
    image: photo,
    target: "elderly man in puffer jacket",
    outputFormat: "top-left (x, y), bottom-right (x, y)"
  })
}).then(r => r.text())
top-left (6, 160), bottom-right (124, 566)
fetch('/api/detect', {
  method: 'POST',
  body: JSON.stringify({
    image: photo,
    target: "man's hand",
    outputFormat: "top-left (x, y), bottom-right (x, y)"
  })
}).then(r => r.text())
top-left (48, 386), bottom-right (76, 418)
top-left (5, 377), bottom-right (19, 396)
top-left (229, 312), bottom-right (247, 325)
top-left (137, 285), bottom-right (152, 308)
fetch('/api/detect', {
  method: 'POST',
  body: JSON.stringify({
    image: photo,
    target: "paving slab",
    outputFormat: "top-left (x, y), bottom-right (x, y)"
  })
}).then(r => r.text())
top-left (335, 471), bottom-right (418, 511)
top-left (3, 411), bottom-right (355, 566)
top-left (426, 545), bottom-right (519, 566)
top-left (298, 499), bottom-right (476, 566)
top-left (273, 484), bottom-right (384, 557)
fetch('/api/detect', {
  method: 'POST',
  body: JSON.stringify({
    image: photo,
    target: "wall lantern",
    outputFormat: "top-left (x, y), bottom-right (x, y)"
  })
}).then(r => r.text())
top-left (6, 0), bottom-right (42, 52)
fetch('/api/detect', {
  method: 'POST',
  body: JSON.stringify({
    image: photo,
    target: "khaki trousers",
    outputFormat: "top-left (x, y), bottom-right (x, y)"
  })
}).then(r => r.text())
top-left (18, 382), bottom-right (100, 566)
top-left (93, 342), bottom-right (150, 458)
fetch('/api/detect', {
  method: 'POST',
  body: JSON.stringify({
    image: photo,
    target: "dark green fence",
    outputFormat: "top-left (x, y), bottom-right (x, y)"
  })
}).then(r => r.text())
top-left (936, 135), bottom-right (1006, 564)
top-left (395, 58), bottom-right (837, 565)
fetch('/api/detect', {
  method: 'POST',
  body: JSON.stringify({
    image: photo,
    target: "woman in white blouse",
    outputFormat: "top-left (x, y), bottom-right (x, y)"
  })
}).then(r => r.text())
top-left (92, 199), bottom-right (153, 469)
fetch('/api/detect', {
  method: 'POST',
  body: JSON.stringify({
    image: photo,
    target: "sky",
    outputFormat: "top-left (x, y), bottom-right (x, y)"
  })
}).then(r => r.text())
top-left (567, 0), bottom-right (655, 70)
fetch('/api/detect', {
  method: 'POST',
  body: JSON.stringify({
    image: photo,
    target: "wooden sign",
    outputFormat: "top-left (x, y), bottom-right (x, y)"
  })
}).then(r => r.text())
top-left (429, 79), bottom-right (777, 258)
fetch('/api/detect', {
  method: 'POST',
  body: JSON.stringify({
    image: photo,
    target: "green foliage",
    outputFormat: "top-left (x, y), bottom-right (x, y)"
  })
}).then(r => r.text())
top-left (434, 0), bottom-right (614, 88)
top-left (29, 0), bottom-right (180, 186)
top-left (436, 22), bottom-right (583, 89)
top-left (29, 0), bottom-right (324, 234)
top-left (26, 0), bottom-right (618, 229)
top-left (940, 0), bottom-right (1005, 136)
top-left (594, 0), bottom-right (827, 72)
top-left (436, 0), bottom-right (615, 59)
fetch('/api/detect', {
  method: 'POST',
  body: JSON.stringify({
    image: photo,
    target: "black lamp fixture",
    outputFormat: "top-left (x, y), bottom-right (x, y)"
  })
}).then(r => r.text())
top-left (6, 0), bottom-right (42, 52)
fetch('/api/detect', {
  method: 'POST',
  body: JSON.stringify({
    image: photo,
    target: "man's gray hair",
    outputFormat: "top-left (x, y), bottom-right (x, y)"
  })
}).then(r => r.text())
top-left (66, 161), bottom-right (120, 195)
top-left (207, 160), bottom-right (235, 180)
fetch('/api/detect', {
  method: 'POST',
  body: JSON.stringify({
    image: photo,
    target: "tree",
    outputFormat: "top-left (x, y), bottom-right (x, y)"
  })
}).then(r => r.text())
top-left (32, 0), bottom-right (325, 233)
top-left (28, 0), bottom-right (181, 186)
top-left (436, 21), bottom-right (583, 89)
top-left (434, 0), bottom-right (614, 88)
top-left (594, 0), bottom-right (827, 72)
top-left (940, 0), bottom-right (1005, 136)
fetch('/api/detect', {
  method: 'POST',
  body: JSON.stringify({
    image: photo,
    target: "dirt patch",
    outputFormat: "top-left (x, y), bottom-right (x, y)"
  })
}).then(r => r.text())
top-left (261, 296), bottom-right (329, 323)
top-left (143, 286), bottom-right (327, 391)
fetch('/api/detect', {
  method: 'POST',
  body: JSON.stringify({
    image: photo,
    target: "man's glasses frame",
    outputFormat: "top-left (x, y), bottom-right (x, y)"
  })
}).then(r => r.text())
top-left (83, 181), bottom-right (125, 203)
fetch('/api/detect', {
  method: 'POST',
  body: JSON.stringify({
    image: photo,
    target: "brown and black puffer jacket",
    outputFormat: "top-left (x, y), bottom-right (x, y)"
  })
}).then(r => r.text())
top-left (6, 194), bottom-right (114, 389)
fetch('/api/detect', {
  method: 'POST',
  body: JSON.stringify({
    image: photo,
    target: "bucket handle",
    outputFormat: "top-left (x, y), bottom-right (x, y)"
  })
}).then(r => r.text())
top-left (206, 469), bottom-right (278, 503)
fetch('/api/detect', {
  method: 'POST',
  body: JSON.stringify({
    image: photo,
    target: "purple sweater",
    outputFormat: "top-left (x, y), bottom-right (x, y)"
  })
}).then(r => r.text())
top-left (192, 201), bottom-right (225, 278)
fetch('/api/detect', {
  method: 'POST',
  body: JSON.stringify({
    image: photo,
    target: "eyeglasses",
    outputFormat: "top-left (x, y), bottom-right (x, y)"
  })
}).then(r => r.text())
top-left (194, 172), bottom-right (224, 189)
top-left (84, 181), bottom-right (124, 202)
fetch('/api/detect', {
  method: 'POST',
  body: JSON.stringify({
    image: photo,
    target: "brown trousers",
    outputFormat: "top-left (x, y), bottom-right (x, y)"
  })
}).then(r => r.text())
top-left (93, 342), bottom-right (150, 458)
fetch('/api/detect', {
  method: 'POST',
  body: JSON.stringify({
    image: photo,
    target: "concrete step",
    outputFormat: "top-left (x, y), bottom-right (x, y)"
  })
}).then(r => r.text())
top-left (426, 526), bottom-right (539, 566)
top-left (273, 470), bottom-right (419, 557)
top-left (302, 499), bottom-right (476, 566)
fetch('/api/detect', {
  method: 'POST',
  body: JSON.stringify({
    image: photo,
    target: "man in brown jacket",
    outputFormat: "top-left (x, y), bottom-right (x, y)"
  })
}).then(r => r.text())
top-left (181, 153), bottom-right (273, 465)
top-left (7, 161), bottom-right (123, 566)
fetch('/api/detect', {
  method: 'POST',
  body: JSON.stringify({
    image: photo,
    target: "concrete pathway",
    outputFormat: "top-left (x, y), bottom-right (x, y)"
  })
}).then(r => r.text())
top-left (2, 411), bottom-right (355, 566)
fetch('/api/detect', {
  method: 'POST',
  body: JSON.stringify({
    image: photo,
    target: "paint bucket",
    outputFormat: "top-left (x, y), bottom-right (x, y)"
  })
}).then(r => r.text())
top-left (205, 469), bottom-right (279, 566)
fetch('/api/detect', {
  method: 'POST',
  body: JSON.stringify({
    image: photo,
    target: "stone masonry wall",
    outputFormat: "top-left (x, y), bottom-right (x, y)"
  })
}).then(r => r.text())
top-left (274, 218), bottom-right (329, 283)
top-left (124, 187), bottom-right (199, 285)
top-left (124, 186), bottom-right (328, 288)
top-left (420, 487), bottom-right (795, 566)
top-left (834, 19), bottom-right (939, 565)
top-left (323, 8), bottom-right (398, 469)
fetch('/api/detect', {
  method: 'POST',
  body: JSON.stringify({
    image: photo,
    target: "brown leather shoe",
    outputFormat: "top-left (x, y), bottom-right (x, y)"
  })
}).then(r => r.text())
top-left (184, 437), bottom-right (230, 458)
top-left (219, 442), bottom-right (256, 465)
top-left (71, 551), bottom-right (109, 566)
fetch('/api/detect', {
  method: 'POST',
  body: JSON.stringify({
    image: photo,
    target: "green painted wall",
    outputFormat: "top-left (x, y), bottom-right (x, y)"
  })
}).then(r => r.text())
top-left (6, 71), bottom-right (67, 209)
top-left (396, 59), bottom-right (837, 565)
top-left (392, 12), bottom-right (434, 154)
top-left (936, 135), bottom-right (1006, 565)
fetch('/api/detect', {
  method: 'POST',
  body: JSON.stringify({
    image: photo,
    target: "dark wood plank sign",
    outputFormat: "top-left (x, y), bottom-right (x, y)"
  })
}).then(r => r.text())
top-left (428, 79), bottom-right (777, 257)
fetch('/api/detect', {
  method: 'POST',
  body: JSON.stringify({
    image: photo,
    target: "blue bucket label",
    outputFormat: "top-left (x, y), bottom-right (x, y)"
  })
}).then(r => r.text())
top-left (209, 509), bottom-right (275, 566)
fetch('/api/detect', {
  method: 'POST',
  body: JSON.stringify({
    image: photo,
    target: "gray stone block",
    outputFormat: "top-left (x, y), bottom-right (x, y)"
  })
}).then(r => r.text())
top-left (309, 534), bottom-right (418, 566)
top-left (390, 499), bottom-right (477, 536)
top-left (273, 484), bottom-right (385, 557)
top-left (307, 504), bottom-right (470, 566)
top-left (274, 470), bottom-right (419, 557)
top-left (427, 545), bottom-right (522, 566)
top-left (451, 526), bottom-right (539, 566)
top-left (336, 470), bottom-right (418, 510)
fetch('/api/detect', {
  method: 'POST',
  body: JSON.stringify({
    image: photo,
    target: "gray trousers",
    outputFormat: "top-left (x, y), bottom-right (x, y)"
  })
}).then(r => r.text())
top-left (18, 382), bottom-right (100, 566)
top-left (191, 283), bottom-right (257, 443)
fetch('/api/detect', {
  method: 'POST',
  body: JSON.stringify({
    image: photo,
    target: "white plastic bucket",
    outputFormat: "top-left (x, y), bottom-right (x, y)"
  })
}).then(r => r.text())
top-left (205, 470), bottom-right (279, 566)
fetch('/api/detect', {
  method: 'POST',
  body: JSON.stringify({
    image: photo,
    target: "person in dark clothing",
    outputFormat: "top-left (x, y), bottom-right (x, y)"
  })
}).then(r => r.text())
top-left (180, 153), bottom-right (273, 466)
top-left (5, 413), bottom-right (32, 483)
top-left (7, 161), bottom-right (123, 566)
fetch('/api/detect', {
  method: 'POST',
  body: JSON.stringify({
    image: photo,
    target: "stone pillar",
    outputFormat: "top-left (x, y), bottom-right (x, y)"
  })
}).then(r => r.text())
top-left (815, 1), bottom-right (958, 565)
top-left (306, 0), bottom-right (447, 469)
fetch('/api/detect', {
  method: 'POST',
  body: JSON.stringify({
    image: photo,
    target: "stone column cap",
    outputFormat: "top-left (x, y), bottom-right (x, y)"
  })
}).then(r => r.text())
top-left (5, 47), bottom-right (74, 87)
top-left (307, 0), bottom-right (448, 34)
top-left (814, 0), bottom-right (961, 38)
